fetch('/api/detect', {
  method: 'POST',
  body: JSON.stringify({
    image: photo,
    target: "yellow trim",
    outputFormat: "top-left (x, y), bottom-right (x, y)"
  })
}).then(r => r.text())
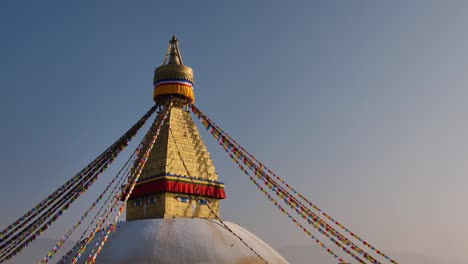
top-left (136, 175), bottom-right (225, 188)
top-left (153, 84), bottom-right (195, 103)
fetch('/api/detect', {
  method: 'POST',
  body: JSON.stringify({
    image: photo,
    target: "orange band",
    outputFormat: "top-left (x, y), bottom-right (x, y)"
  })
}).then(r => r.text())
top-left (153, 83), bottom-right (195, 103)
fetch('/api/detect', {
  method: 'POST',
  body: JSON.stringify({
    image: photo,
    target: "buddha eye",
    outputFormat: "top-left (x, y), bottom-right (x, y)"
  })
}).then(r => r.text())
top-left (176, 196), bottom-right (190, 203)
top-left (132, 200), bottom-right (142, 207)
top-left (148, 197), bottom-right (157, 204)
top-left (197, 199), bottom-right (210, 205)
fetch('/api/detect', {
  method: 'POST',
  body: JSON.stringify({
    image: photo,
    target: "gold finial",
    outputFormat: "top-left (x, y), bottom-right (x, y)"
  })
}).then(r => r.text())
top-left (163, 34), bottom-right (183, 65)
top-left (153, 35), bottom-right (194, 103)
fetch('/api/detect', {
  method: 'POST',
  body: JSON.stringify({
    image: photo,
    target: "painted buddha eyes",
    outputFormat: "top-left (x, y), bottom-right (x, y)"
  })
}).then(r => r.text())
top-left (132, 197), bottom-right (157, 206)
top-left (196, 199), bottom-right (210, 205)
top-left (176, 196), bottom-right (191, 203)
top-left (175, 196), bottom-right (210, 205)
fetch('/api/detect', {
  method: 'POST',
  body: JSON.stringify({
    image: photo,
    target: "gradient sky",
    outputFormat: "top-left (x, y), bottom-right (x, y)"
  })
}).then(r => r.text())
top-left (1, 1), bottom-right (467, 263)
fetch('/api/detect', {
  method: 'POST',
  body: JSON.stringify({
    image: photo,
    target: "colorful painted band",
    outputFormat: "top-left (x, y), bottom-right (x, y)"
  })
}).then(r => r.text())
top-left (153, 83), bottom-right (195, 103)
top-left (137, 174), bottom-right (225, 187)
top-left (154, 78), bottom-right (193, 87)
top-left (127, 180), bottom-right (226, 199)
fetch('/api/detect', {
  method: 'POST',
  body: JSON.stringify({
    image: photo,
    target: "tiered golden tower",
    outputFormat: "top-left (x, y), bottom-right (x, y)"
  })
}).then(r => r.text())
top-left (126, 36), bottom-right (225, 220)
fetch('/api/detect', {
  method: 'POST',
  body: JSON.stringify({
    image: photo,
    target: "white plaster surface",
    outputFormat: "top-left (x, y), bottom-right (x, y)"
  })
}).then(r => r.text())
top-left (62, 218), bottom-right (288, 264)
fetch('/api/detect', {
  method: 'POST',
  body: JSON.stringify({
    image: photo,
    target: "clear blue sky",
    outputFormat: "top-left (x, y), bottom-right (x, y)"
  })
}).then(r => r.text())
top-left (1, 1), bottom-right (467, 263)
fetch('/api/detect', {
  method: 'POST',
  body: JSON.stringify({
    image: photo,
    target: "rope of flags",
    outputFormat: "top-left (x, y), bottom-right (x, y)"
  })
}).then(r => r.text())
top-left (193, 104), bottom-right (398, 264)
top-left (0, 152), bottom-right (110, 240)
top-left (0, 105), bottom-right (157, 263)
top-left (1, 140), bottom-right (147, 256)
top-left (81, 106), bottom-right (170, 264)
top-left (39, 149), bottom-right (138, 263)
top-left (0, 105), bottom-right (156, 241)
top-left (1, 164), bottom-right (115, 261)
top-left (190, 104), bottom-right (398, 264)
top-left (168, 121), bottom-right (268, 264)
top-left (195, 109), bottom-right (366, 263)
top-left (1, 146), bottom-right (126, 261)
top-left (212, 123), bottom-right (365, 263)
top-left (59, 169), bottom-right (133, 264)
top-left (246, 162), bottom-right (380, 263)
top-left (70, 190), bottom-right (122, 264)
top-left (61, 158), bottom-right (140, 264)
top-left (232, 152), bottom-right (347, 263)
top-left (253, 169), bottom-right (367, 263)
top-left (68, 137), bottom-right (163, 264)
top-left (0, 150), bottom-right (120, 249)
top-left (0, 154), bottom-right (116, 255)
top-left (67, 106), bottom-right (168, 264)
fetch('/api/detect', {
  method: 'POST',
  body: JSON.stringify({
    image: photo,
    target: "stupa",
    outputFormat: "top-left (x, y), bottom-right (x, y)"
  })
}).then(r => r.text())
top-left (66, 36), bottom-right (288, 264)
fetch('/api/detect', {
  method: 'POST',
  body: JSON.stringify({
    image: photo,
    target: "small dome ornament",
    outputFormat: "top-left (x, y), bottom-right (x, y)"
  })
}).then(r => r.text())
top-left (153, 35), bottom-right (195, 103)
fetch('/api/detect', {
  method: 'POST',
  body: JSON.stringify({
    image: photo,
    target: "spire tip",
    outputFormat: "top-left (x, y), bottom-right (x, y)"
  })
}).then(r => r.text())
top-left (170, 35), bottom-right (177, 44)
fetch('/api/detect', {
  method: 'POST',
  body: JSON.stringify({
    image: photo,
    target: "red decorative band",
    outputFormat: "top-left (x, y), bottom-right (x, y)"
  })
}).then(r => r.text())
top-left (126, 180), bottom-right (226, 200)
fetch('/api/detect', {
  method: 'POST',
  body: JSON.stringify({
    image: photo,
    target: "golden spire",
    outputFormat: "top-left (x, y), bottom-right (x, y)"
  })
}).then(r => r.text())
top-left (153, 35), bottom-right (194, 103)
top-left (127, 36), bottom-right (225, 221)
top-left (126, 106), bottom-right (225, 220)
top-left (165, 35), bottom-right (183, 65)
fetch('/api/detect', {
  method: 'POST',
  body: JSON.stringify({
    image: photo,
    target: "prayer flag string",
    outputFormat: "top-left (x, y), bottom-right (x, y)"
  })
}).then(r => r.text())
top-left (39, 148), bottom-right (138, 263)
top-left (83, 105), bottom-right (170, 264)
top-left (67, 106), bottom-right (168, 264)
top-left (0, 158), bottom-right (113, 256)
top-left (200, 109), bottom-right (380, 263)
top-left (167, 119), bottom-right (268, 264)
top-left (0, 150), bottom-right (111, 242)
top-left (222, 139), bottom-right (366, 263)
top-left (0, 104), bottom-right (156, 241)
top-left (0, 105), bottom-right (157, 263)
top-left (233, 154), bottom-right (347, 263)
top-left (60, 168), bottom-right (132, 264)
top-left (1, 155), bottom-right (119, 262)
top-left (191, 104), bottom-right (395, 263)
top-left (191, 104), bottom-right (398, 264)
top-left (190, 106), bottom-right (352, 262)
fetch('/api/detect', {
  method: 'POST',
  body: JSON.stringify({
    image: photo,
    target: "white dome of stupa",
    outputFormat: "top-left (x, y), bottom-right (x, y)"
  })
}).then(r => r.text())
top-left (64, 218), bottom-right (288, 264)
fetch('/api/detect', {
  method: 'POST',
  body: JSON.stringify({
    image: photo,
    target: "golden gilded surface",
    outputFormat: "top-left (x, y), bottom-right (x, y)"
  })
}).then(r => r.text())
top-left (126, 193), bottom-right (166, 221)
top-left (153, 64), bottom-right (194, 83)
top-left (138, 107), bottom-right (218, 181)
top-left (126, 193), bottom-right (219, 220)
top-left (126, 106), bottom-right (221, 220)
top-left (164, 193), bottom-right (219, 219)
top-left (127, 36), bottom-right (221, 221)
top-left (152, 36), bottom-right (195, 103)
